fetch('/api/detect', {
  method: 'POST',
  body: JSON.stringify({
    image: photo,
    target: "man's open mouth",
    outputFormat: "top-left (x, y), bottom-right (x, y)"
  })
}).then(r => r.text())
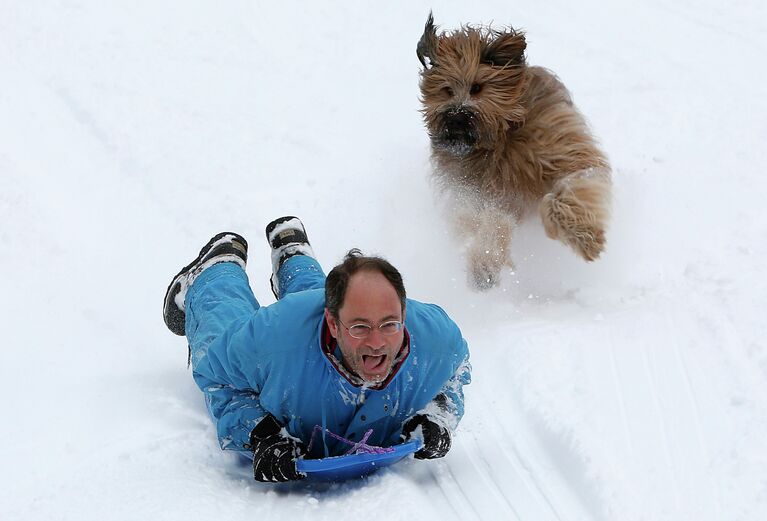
top-left (362, 354), bottom-right (387, 373)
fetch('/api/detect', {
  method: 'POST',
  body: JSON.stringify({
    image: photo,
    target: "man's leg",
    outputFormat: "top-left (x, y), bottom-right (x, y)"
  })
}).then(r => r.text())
top-left (274, 254), bottom-right (326, 297)
top-left (184, 263), bottom-right (260, 366)
top-left (163, 234), bottom-right (269, 454)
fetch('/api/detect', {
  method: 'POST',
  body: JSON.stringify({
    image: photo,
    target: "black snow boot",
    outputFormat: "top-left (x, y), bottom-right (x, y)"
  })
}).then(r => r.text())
top-left (162, 232), bottom-right (248, 336)
top-left (265, 216), bottom-right (315, 299)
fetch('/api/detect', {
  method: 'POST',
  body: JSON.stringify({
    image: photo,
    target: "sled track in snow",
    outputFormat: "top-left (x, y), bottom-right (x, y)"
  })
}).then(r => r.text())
top-left (435, 388), bottom-right (599, 521)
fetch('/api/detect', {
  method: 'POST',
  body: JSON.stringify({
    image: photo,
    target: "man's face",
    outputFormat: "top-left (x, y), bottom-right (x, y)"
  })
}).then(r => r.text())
top-left (325, 270), bottom-right (405, 384)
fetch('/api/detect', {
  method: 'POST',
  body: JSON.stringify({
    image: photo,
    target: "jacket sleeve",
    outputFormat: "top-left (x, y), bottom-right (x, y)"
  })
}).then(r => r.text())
top-left (194, 376), bottom-right (267, 452)
top-left (411, 301), bottom-right (471, 432)
top-left (420, 347), bottom-right (471, 431)
top-left (189, 310), bottom-right (285, 453)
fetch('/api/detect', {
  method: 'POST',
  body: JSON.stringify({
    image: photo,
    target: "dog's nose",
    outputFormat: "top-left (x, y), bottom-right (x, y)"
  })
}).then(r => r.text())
top-left (444, 109), bottom-right (477, 146)
top-left (445, 110), bottom-right (472, 133)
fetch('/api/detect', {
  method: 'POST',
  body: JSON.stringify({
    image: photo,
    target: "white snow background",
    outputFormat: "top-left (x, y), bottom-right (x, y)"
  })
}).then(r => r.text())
top-left (2, 1), bottom-right (766, 520)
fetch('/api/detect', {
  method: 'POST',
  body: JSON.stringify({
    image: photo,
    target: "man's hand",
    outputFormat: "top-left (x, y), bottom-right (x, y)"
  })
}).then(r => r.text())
top-left (249, 414), bottom-right (306, 482)
top-left (400, 413), bottom-right (452, 460)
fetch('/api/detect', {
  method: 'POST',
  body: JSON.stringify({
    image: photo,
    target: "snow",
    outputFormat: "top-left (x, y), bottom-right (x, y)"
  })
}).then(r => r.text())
top-left (2, 1), bottom-right (766, 520)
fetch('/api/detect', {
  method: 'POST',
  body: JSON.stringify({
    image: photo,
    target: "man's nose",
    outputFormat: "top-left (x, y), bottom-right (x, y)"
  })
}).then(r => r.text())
top-left (365, 328), bottom-right (387, 349)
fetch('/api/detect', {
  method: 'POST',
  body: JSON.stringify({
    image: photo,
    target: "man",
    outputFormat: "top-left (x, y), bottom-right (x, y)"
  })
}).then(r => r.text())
top-left (162, 216), bottom-right (471, 482)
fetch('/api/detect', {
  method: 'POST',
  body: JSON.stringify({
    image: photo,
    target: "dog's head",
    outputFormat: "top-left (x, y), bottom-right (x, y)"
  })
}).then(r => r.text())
top-left (417, 13), bottom-right (529, 156)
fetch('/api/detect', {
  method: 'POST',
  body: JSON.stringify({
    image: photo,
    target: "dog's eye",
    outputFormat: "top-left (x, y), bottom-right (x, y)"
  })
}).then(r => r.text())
top-left (470, 83), bottom-right (483, 95)
top-left (443, 86), bottom-right (454, 97)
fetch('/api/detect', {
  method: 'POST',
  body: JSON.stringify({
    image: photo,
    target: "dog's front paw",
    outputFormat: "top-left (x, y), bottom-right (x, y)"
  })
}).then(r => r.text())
top-left (540, 191), bottom-right (607, 261)
top-left (569, 225), bottom-right (606, 261)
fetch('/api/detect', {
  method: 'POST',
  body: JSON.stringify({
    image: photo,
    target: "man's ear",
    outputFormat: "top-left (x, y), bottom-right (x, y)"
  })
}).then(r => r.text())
top-left (325, 309), bottom-right (339, 339)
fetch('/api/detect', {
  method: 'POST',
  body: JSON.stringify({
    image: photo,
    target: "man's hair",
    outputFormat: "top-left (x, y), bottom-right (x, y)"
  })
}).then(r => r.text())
top-left (325, 249), bottom-right (406, 318)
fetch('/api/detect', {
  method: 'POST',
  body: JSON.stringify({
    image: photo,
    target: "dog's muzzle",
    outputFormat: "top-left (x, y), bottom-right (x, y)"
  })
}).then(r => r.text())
top-left (435, 108), bottom-right (478, 155)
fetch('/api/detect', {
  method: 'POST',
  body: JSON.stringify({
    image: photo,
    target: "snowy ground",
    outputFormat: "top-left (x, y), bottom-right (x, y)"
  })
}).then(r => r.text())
top-left (2, 1), bottom-right (766, 520)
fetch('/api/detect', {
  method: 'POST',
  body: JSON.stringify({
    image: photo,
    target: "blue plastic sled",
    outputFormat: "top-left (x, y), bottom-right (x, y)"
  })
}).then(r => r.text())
top-left (296, 440), bottom-right (422, 481)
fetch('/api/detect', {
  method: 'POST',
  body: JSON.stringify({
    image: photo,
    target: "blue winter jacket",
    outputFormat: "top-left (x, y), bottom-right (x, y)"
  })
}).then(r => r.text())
top-left (185, 255), bottom-right (471, 458)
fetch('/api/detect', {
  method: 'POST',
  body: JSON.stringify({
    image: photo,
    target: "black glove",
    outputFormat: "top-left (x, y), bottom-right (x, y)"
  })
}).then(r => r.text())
top-left (249, 414), bottom-right (306, 482)
top-left (400, 413), bottom-right (452, 460)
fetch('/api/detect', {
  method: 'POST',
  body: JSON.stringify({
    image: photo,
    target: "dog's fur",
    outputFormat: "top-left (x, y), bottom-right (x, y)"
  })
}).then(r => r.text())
top-left (417, 14), bottom-right (611, 289)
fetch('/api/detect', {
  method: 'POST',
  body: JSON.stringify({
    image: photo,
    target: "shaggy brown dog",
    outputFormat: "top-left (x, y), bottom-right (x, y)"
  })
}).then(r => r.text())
top-left (417, 14), bottom-right (611, 289)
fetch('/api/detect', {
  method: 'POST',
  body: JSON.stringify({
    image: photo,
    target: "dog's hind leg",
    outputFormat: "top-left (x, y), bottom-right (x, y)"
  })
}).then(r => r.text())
top-left (453, 204), bottom-right (516, 289)
top-left (539, 167), bottom-right (611, 261)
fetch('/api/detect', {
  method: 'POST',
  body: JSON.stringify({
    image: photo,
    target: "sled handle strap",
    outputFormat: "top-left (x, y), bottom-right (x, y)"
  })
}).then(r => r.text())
top-left (306, 425), bottom-right (395, 455)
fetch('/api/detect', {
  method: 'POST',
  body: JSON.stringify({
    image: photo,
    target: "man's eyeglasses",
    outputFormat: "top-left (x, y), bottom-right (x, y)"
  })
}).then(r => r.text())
top-left (337, 318), bottom-right (404, 339)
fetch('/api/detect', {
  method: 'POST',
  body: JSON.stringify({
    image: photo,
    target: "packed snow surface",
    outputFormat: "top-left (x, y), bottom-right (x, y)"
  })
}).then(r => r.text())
top-left (2, 1), bottom-right (766, 520)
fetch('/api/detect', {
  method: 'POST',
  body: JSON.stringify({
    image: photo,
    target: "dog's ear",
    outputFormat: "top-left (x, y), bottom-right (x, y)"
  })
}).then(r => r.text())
top-left (482, 29), bottom-right (526, 68)
top-left (416, 11), bottom-right (439, 69)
